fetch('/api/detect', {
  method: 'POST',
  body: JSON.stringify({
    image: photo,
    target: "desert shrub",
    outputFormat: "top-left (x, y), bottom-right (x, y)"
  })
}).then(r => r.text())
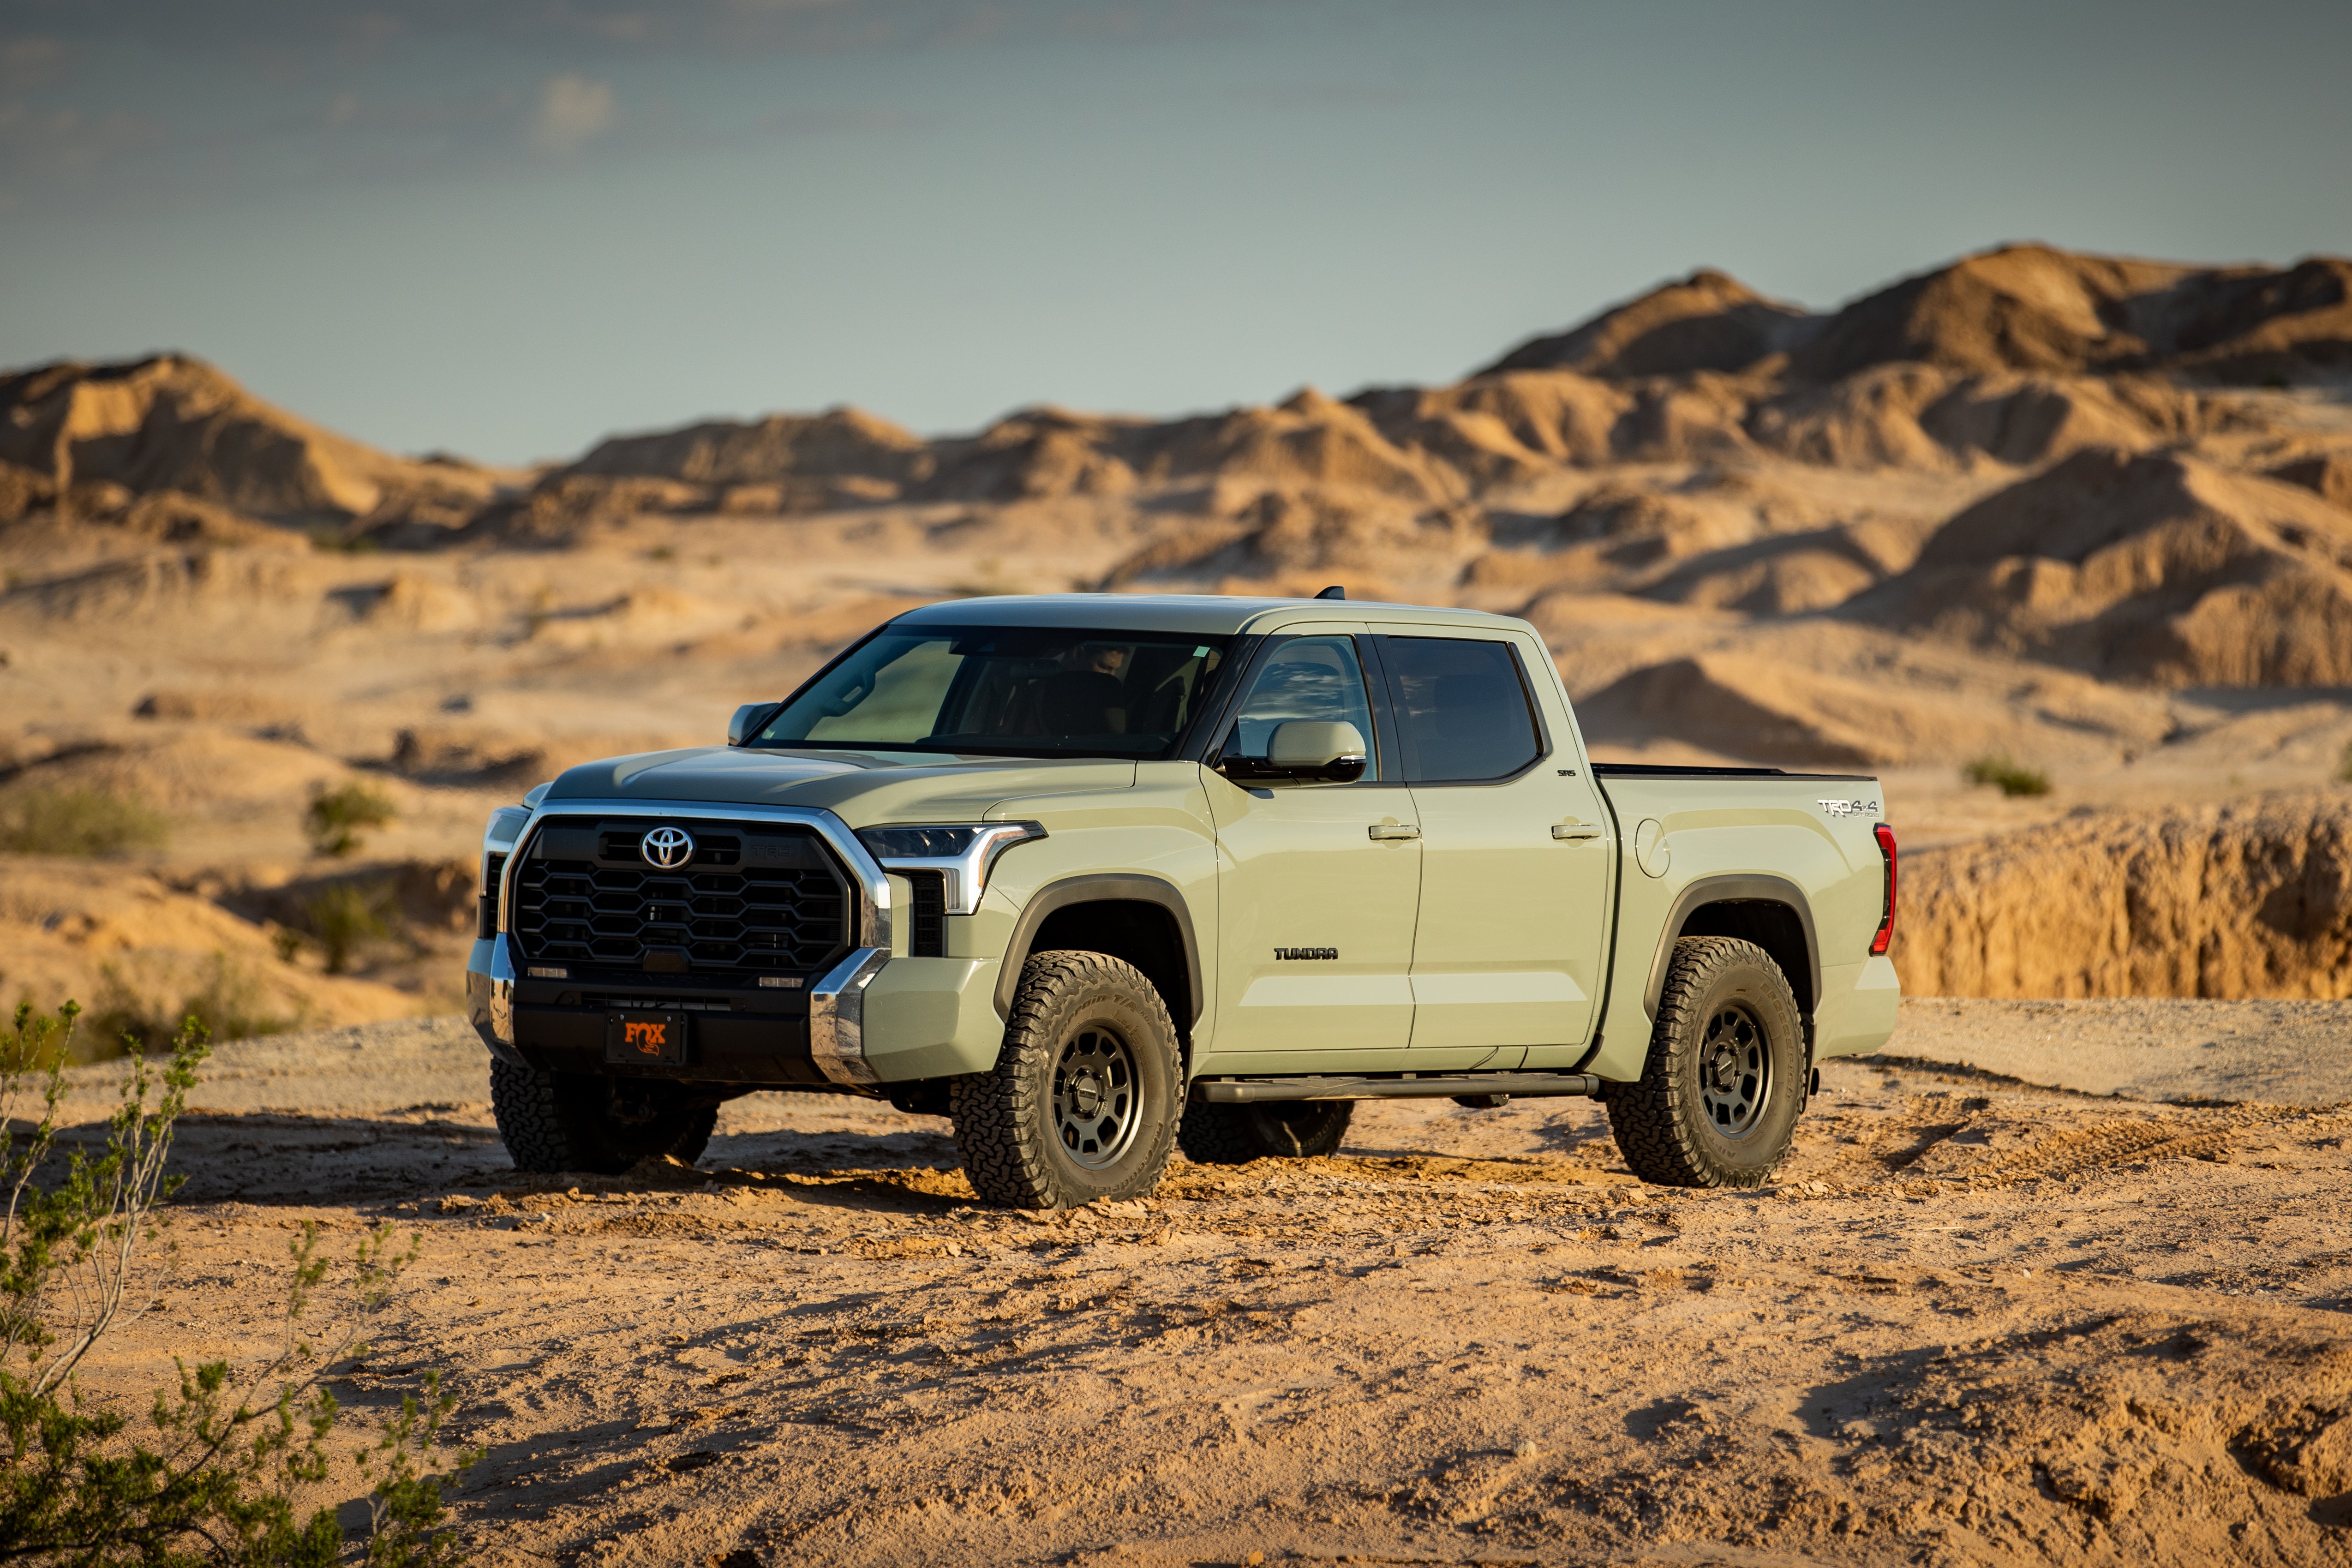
top-left (302, 881), bottom-right (393, 975)
top-left (1961, 754), bottom-right (2052, 797)
top-left (0, 1003), bottom-right (478, 1564)
top-left (305, 782), bottom-right (395, 857)
top-left (2339, 738), bottom-right (2352, 784)
top-left (83, 955), bottom-right (295, 1059)
top-left (0, 787), bottom-right (168, 856)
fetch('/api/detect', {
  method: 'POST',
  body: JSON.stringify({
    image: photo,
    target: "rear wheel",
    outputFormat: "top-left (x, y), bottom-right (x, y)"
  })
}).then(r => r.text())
top-left (490, 1059), bottom-right (718, 1176)
top-left (950, 950), bottom-right (1180, 1209)
top-left (1179, 1100), bottom-right (1354, 1164)
top-left (1604, 936), bottom-right (1805, 1188)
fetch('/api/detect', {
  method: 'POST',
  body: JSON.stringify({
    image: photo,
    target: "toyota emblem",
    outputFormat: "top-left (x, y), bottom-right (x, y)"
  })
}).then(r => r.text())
top-left (640, 826), bottom-right (695, 869)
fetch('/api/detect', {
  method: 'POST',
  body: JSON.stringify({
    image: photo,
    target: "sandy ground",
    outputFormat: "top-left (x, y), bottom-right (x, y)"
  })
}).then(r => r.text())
top-left (42, 1001), bottom-right (2352, 1567)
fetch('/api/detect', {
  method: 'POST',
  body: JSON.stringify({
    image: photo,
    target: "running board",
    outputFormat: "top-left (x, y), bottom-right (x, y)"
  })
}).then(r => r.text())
top-left (1192, 1072), bottom-right (1602, 1104)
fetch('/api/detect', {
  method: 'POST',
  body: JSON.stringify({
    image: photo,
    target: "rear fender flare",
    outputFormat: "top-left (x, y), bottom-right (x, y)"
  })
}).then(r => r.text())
top-left (1642, 873), bottom-right (1820, 1022)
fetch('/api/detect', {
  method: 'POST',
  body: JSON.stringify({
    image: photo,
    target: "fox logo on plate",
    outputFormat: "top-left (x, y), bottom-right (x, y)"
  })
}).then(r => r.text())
top-left (640, 826), bottom-right (695, 868)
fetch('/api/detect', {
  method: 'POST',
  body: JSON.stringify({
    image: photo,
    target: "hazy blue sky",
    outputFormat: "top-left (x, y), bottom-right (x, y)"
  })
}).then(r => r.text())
top-left (4, 0), bottom-right (2348, 463)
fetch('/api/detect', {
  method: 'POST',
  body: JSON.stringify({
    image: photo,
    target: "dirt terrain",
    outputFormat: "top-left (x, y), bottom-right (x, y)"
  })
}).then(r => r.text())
top-left (49, 999), bottom-right (2352, 1567)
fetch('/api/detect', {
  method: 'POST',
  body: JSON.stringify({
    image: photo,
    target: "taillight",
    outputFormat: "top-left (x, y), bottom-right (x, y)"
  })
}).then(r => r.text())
top-left (1870, 823), bottom-right (1897, 956)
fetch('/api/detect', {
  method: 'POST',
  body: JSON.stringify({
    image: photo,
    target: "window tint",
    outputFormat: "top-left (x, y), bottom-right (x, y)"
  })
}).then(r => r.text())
top-left (1220, 635), bottom-right (1379, 781)
top-left (1379, 636), bottom-right (1541, 783)
top-left (755, 626), bottom-right (1231, 759)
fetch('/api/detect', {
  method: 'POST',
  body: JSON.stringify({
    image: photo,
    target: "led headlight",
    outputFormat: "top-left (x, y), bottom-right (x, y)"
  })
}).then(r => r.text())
top-left (855, 821), bottom-right (1047, 915)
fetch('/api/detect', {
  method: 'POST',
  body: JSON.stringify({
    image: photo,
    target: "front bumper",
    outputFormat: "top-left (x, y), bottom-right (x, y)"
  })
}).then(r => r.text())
top-left (465, 937), bottom-right (1004, 1089)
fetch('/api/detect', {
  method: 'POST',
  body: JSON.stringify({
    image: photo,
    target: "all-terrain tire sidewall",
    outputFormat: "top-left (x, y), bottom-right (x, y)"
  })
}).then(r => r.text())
top-left (1179, 1100), bottom-right (1354, 1164)
top-left (1607, 936), bottom-right (1806, 1189)
top-left (951, 950), bottom-right (1180, 1209)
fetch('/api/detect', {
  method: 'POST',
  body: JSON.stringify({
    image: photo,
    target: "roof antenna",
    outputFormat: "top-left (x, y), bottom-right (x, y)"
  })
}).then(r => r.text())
top-left (1314, 585), bottom-right (1346, 600)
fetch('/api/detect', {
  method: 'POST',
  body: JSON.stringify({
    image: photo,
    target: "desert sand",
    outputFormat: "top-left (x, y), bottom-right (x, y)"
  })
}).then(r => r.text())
top-left (48, 999), bottom-right (2352, 1567)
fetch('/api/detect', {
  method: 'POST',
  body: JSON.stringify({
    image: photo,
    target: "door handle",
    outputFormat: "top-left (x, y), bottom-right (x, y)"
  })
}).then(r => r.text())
top-left (1367, 824), bottom-right (1422, 841)
top-left (1551, 823), bottom-right (1603, 840)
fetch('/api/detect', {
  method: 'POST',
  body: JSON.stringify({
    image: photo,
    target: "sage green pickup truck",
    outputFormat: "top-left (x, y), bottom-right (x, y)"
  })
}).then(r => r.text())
top-left (465, 592), bottom-right (1900, 1207)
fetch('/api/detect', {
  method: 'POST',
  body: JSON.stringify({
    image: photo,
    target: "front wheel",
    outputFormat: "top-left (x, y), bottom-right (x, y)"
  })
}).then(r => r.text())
top-left (950, 950), bottom-right (1180, 1209)
top-left (1604, 936), bottom-right (1805, 1188)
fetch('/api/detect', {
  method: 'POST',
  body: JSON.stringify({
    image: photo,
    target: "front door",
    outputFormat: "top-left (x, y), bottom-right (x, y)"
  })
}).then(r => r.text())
top-left (1374, 629), bottom-right (1613, 1053)
top-left (1201, 629), bottom-right (1422, 1059)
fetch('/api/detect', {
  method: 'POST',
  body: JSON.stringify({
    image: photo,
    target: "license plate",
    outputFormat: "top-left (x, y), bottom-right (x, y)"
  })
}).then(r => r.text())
top-left (605, 1010), bottom-right (689, 1065)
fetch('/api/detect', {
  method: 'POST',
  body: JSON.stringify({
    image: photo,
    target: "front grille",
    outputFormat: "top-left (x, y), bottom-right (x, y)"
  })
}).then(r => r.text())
top-left (513, 817), bottom-right (851, 975)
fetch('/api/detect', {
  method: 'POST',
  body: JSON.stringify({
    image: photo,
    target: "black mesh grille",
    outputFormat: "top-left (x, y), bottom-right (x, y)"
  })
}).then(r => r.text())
top-left (907, 871), bottom-right (946, 958)
top-left (513, 818), bottom-right (850, 975)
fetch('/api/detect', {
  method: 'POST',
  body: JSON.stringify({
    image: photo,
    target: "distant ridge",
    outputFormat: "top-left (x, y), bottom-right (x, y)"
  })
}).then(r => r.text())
top-left (6, 243), bottom-right (2350, 709)
top-left (1482, 243), bottom-right (2352, 384)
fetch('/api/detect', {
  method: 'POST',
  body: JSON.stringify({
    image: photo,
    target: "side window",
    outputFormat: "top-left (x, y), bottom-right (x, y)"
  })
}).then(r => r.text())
top-left (1220, 636), bottom-right (1379, 782)
top-left (1379, 636), bottom-right (1542, 783)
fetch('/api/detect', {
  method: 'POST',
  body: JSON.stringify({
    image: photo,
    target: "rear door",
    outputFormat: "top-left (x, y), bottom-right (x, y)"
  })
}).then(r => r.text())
top-left (1200, 627), bottom-right (1423, 1059)
top-left (1374, 628), bottom-right (1613, 1053)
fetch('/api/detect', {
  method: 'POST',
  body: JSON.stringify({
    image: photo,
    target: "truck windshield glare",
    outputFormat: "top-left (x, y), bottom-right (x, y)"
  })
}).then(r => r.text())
top-left (754, 626), bottom-right (1233, 759)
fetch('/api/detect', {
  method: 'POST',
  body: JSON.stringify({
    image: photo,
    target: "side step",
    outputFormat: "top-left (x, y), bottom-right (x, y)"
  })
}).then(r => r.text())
top-left (1192, 1072), bottom-right (1601, 1105)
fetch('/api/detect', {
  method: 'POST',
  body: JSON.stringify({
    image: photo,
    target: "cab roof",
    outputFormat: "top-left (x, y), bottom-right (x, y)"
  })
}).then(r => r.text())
top-left (888, 592), bottom-right (1534, 639)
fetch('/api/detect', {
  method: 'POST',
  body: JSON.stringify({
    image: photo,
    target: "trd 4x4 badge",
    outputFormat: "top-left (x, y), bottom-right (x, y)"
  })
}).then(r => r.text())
top-left (1816, 798), bottom-right (1881, 818)
top-left (1273, 946), bottom-right (1339, 960)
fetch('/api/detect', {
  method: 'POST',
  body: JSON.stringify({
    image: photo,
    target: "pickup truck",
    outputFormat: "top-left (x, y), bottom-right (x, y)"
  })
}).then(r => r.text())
top-left (465, 592), bottom-right (1901, 1208)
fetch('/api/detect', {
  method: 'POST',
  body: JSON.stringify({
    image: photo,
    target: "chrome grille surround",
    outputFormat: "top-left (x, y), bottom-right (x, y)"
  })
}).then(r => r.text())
top-left (483, 800), bottom-right (893, 1088)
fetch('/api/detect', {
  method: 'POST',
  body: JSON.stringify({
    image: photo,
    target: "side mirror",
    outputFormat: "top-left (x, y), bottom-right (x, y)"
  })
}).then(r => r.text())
top-left (727, 703), bottom-right (768, 747)
top-left (1264, 720), bottom-right (1368, 783)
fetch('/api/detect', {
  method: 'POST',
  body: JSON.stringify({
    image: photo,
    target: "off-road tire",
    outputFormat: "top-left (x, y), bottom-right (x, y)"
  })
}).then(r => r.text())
top-left (1605, 936), bottom-right (1805, 1189)
top-left (950, 950), bottom-right (1180, 1209)
top-left (1179, 1099), bottom-right (1354, 1164)
top-left (489, 1058), bottom-right (718, 1176)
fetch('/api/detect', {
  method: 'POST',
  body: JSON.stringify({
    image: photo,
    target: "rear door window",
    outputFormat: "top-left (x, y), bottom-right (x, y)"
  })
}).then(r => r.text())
top-left (1377, 636), bottom-right (1542, 783)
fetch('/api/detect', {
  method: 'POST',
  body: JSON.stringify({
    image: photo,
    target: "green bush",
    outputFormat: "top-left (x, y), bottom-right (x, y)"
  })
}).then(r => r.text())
top-left (0, 1003), bottom-right (478, 1565)
top-left (1961, 754), bottom-right (2053, 797)
top-left (304, 782), bottom-right (395, 858)
top-left (83, 956), bottom-right (295, 1060)
top-left (302, 882), bottom-right (393, 975)
top-left (0, 788), bottom-right (168, 856)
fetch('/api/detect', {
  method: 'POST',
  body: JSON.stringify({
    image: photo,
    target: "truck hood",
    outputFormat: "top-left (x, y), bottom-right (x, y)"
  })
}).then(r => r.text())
top-left (541, 746), bottom-right (1140, 827)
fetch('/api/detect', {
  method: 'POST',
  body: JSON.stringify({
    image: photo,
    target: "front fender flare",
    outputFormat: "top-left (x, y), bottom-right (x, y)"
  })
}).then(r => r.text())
top-left (992, 873), bottom-right (1203, 1028)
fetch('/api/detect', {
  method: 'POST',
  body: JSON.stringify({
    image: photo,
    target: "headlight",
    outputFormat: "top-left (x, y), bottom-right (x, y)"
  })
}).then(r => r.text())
top-left (855, 821), bottom-right (1046, 915)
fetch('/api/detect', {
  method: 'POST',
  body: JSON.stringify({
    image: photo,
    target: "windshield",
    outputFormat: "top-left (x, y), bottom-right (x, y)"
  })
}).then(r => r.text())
top-left (754, 625), bottom-right (1235, 759)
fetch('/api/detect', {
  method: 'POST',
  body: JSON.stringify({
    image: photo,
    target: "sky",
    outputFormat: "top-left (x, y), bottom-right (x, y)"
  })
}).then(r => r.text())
top-left (3, 0), bottom-right (2348, 465)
